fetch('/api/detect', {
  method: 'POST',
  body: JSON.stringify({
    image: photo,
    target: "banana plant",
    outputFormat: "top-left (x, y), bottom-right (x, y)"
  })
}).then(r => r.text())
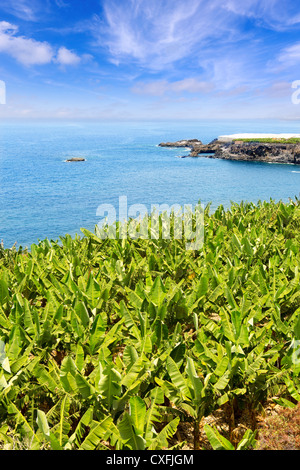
top-left (156, 355), bottom-right (215, 449)
top-left (116, 394), bottom-right (179, 450)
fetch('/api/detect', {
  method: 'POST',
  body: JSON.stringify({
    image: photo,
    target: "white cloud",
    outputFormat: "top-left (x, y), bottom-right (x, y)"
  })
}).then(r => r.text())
top-left (56, 47), bottom-right (81, 65)
top-left (0, 22), bottom-right (19, 34)
top-left (0, 22), bottom-right (53, 65)
top-left (0, 21), bottom-right (82, 67)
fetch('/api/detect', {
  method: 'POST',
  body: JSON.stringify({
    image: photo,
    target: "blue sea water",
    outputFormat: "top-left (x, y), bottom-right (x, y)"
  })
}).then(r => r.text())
top-left (1, 119), bottom-right (300, 248)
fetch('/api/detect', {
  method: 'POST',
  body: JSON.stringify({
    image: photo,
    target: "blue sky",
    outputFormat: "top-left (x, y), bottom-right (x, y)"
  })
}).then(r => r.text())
top-left (0, 0), bottom-right (300, 120)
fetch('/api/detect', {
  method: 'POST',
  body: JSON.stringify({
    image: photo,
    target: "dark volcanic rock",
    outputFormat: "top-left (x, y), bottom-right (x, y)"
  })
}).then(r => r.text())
top-left (159, 139), bottom-right (202, 148)
top-left (159, 137), bottom-right (300, 164)
top-left (158, 139), bottom-right (222, 157)
top-left (214, 142), bottom-right (300, 164)
top-left (66, 157), bottom-right (86, 162)
top-left (189, 141), bottom-right (223, 156)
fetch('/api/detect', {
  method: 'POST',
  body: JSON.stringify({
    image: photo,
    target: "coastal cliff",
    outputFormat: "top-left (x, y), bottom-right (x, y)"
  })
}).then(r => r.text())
top-left (214, 142), bottom-right (300, 164)
top-left (159, 138), bottom-right (300, 164)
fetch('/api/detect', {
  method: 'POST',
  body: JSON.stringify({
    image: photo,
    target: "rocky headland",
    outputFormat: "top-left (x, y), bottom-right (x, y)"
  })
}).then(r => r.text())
top-left (158, 136), bottom-right (300, 164)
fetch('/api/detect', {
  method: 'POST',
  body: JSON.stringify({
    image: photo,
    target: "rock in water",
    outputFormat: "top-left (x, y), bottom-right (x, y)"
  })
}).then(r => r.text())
top-left (158, 139), bottom-right (222, 157)
top-left (66, 157), bottom-right (86, 162)
top-left (159, 139), bottom-right (202, 147)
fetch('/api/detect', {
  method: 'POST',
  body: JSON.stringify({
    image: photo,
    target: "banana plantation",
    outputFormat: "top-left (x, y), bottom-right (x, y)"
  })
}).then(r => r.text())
top-left (1, 199), bottom-right (300, 450)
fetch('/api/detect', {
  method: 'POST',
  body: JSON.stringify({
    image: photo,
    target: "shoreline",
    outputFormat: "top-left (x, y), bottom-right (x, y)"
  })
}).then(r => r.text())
top-left (159, 134), bottom-right (300, 164)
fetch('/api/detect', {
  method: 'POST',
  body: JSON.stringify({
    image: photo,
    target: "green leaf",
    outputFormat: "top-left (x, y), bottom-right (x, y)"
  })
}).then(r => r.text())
top-left (34, 364), bottom-right (60, 394)
top-left (236, 429), bottom-right (257, 450)
top-left (129, 396), bottom-right (146, 436)
top-left (272, 398), bottom-right (296, 408)
top-left (219, 308), bottom-right (235, 342)
top-left (85, 274), bottom-right (101, 308)
top-left (75, 344), bottom-right (85, 371)
top-left (214, 371), bottom-right (230, 391)
top-left (71, 407), bottom-right (94, 447)
top-left (89, 314), bottom-right (106, 354)
top-left (197, 275), bottom-right (209, 298)
top-left (214, 356), bottom-right (229, 377)
top-left (75, 302), bottom-right (90, 327)
top-left (123, 345), bottom-right (139, 369)
top-left (0, 280), bottom-right (9, 305)
top-left (75, 373), bottom-right (94, 399)
top-left (148, 418), bottom-right (179, 450)
top-left (36, 410), bottom-right (50, 437)
top-left (294, 315), bottom-right (300, 341)
top-left (80, 417), bottom-right (113, 450)
top-left (166, 356), bottom-right (191, 400)
top-left (8, 403), bottom-right (40, 449)
top-left (225, 287), bottom-right (237, 310)
top-left (204, 424), bottom-right (234, 450)
top-left (144, 387), bottom-right (164, 442)
top-left (231, 233), bottom-right (242, 252)
top-left (185, 357), bottom-right (203, 402)
top-left (97, 362), bottom-right (122, 410)
top-left (118, 413), bottom-right (146, 450)
top-left (149, 276), bottom-right (166, 307)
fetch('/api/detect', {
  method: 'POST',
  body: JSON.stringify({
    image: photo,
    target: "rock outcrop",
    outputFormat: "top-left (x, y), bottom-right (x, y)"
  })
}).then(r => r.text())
top-left (66, 157), bottom-right (86, 162)
top-left (158, 139), bottom-right (222, 157)
top-left (158, 138), bottom-right (300, 164)
top-left (189, 140), bottom-right (223, 156)
top-left (214, 142), bottom-right (300, 164)
top-left (159, 139), bottom-right (202, 148)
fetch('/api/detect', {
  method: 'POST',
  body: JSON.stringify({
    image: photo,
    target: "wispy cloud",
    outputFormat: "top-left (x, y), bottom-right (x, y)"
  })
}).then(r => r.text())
top-left (276, 43), bottom-right (300, 68)
top-left (97, 0), bottom-right (241, 70)
top-left (223, 0), bottom-right (300, 31)
top-left (254, 81), bottom-right (292, 98)
top-left (1, 0), bottom-right (300, 120)
top-left (95, 0), bottom-right (300, 73)
top-left (132, 78), bottom-right (213, 96)
top-left (0, 0), bottom-right (41, 21)
top-left (53, 0), bottom-right (70, 8)
top-left (0, 0), bottom-right (69, 22)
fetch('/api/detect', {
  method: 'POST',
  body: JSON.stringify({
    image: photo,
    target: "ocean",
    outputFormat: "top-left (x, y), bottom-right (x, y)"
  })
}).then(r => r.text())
top-left (1, 119), bottom-right (300, 248)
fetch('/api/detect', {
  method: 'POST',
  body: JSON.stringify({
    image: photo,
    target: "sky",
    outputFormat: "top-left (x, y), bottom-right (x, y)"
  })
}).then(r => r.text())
top-left (0, 0), bottom-right (300, 120)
